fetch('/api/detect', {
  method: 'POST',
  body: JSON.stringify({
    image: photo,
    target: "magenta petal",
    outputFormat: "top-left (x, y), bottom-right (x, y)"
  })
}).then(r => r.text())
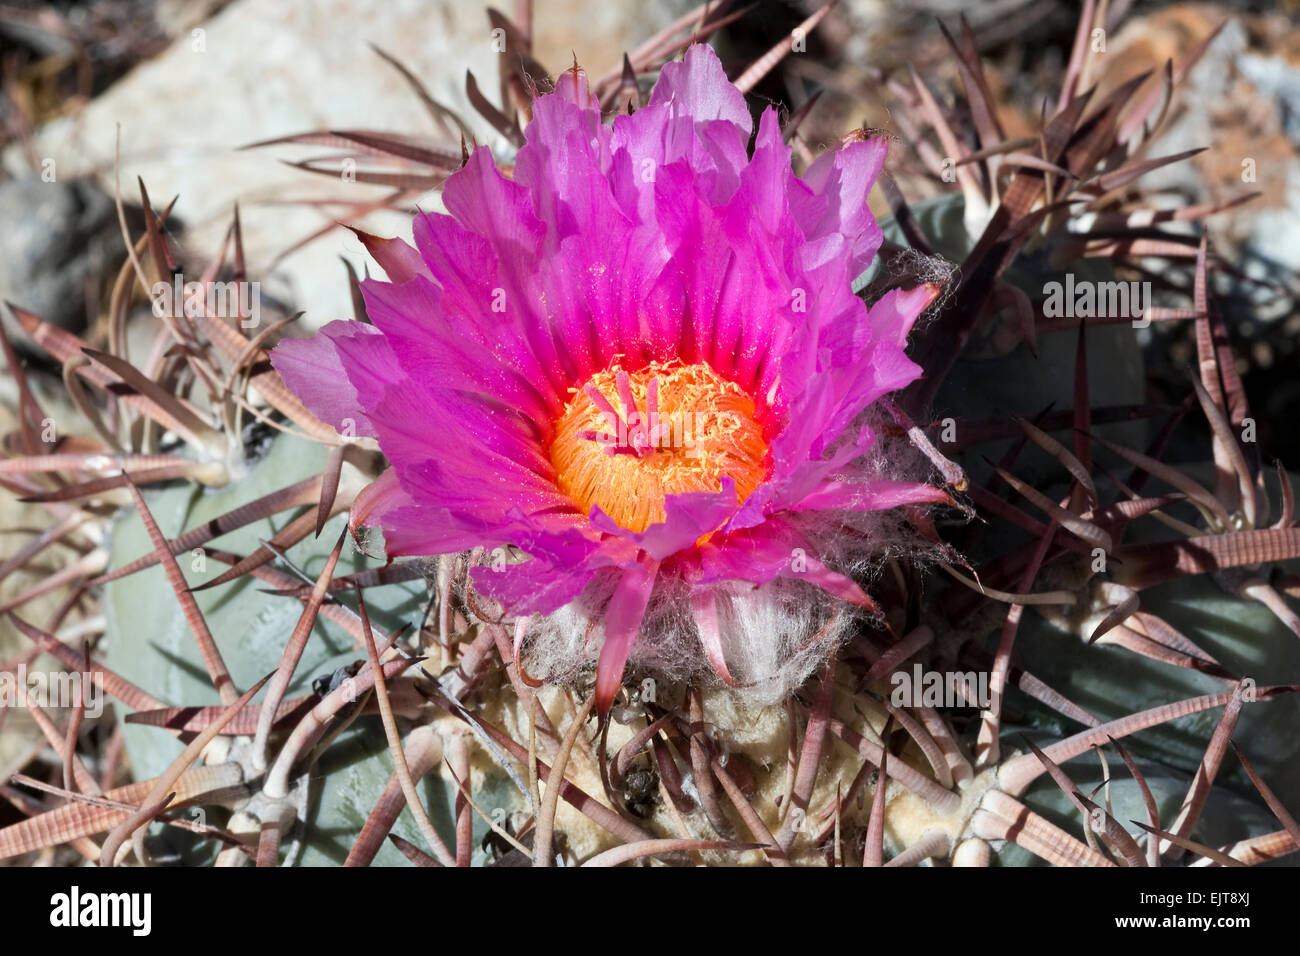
top-left (691, 589), bottom-right (739, 686)
top-left (380, 504), bottom-right (504, 557)
top-left (797, 136), bottom-right (888, 278)
top-left (594, 557), bottom-right (659, 715)
top-left (649, 44), bottom-right (752, 135)
top-left (270, 320), bottom-right (399, 436)
top-left (268, 330), bottom-right (356, 432)
top-left (471, 555), bottom-right (594, 616)
top-left (349, 467), bottom-right (407, 540)
top-left (347, 228), bottom-right (429, 284)
top-left (552, 62), bottom-right (595, 108)
top-left (695, 519), bottom-right (805, 587)
top-left (865, 282), bottom-right (942, 350)
top-left (795, 560), bottom-right (880, 612)
top-left (364, 262), bottom-right (563, 426)
top-left (697, 517), bottom-right (878, 612)
top-left (590, 479), bottom-right (738, 561)
top-left (610, 46), bottom-right (752, 216)
top-left (791, 479), bottom-right (952, 513)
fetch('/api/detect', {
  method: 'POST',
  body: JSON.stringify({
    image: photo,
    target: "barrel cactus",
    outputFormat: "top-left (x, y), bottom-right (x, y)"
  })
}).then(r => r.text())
top-left (1, 2), bottom-right (1295, 872)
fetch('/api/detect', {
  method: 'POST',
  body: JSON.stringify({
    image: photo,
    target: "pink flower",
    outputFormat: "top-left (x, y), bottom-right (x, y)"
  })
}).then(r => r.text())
top-left (273, 45), bottom-right (948, 713)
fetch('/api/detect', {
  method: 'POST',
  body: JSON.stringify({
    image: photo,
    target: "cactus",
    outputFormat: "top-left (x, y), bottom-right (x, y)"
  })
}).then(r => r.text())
top-left (1, 3), bottom-right (1296, 870)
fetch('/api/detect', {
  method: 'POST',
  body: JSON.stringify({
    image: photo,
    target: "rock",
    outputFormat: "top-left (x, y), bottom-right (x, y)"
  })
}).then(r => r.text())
top-left (1102, 8), bottom-right (1300, 272)
top-left (2, 0), bottom-right (693, 333)
top-left (0, 176), bottom-right (123, 343)
top-left (1238, 51), bottom-right (1300, 147)
top-left (532, 0), bottom-right (694, 79)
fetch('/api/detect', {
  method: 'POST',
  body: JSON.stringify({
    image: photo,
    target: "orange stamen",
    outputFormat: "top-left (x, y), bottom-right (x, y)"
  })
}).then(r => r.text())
top-left (551, 360), bottom-right (769, 533)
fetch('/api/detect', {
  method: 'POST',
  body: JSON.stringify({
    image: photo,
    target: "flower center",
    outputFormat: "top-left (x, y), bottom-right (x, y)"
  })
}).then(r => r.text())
top-left (551, 360), bottom-right (769, 533)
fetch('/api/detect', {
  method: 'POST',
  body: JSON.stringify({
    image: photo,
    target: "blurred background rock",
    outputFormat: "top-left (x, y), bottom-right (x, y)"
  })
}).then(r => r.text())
top-left (0, 0), bottom-right (1296, 455)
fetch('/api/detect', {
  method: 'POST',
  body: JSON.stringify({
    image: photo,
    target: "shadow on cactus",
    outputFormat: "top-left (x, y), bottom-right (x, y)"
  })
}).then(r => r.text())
top-left (0, 0), bottom-right (1296, 868)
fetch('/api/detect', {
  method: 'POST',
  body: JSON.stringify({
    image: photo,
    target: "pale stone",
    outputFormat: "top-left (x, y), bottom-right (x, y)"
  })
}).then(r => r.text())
top-left (4, 0), bottom-right (689, 333)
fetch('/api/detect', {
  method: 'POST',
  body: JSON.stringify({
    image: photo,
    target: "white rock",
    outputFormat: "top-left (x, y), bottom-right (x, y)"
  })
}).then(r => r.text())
top-left (4, 0), bottom-right (689, 332)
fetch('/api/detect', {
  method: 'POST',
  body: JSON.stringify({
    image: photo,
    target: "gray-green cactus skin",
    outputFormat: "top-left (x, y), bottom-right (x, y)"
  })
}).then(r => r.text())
top-left (863, 194), bottom-right (1148, 488)
top-left (103, 436), bottom-right (519, 866)
top-left (866, 195), bottom-right (1298, 862)
top-left (101, 196), bottom-right (1293, 867)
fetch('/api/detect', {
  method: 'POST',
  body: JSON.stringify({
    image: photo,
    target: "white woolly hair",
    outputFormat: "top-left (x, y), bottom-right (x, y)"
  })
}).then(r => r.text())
top-left (503, 403), bottom-right (962, 706)
top-left (516, 573), bottom-right (860, 706)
